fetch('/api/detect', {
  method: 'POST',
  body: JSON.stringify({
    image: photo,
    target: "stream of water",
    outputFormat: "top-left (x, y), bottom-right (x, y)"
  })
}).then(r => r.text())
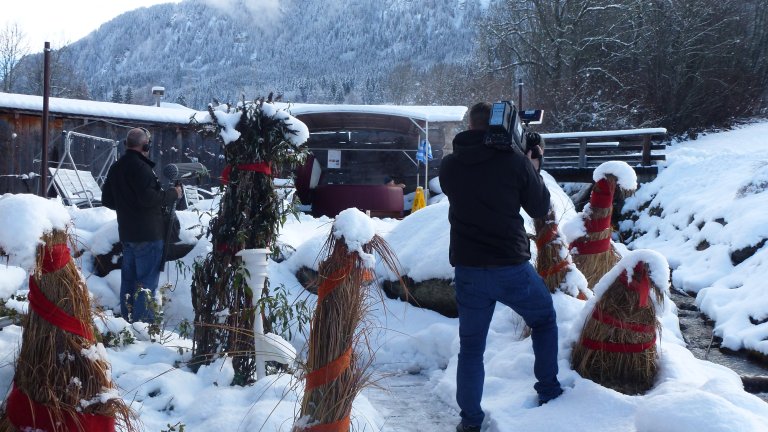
top-left (671, 290), bottom-right (768, 402)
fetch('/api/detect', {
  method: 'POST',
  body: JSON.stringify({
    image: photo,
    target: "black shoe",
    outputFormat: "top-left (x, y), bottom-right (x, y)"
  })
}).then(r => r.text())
top-left (456, 423), bottom-right (481, 432)
top-left (538, 388), bottom-right (564, 406)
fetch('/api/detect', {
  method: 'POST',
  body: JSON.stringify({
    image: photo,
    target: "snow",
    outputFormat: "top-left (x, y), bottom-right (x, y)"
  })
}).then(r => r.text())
top-left (1, 121), bottom-right (768, 431)
top-left (593, 160), bottom-right (638, 191)
top-left (0, 92), bottom-right (466, 126)
top-left (284, 103), bottom-right (468, 122)
top-left (0, 193), bottom-right (72, 270)
top-left (333, 207), bottom-right (376, 267)
top-left (0, 92), bottom-right (199, 125)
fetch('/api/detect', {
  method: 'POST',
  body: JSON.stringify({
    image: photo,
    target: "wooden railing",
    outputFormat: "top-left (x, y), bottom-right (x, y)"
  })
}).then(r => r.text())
top-left (540, 128), bottom-right (667, 183)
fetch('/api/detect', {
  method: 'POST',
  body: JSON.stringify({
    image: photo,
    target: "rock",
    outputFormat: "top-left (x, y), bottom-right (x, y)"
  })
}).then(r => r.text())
top-left (382, 276), bottom-right (457, 318)
top-left (296, 266), bottom-right (319, 294)
top-left (731, 238), bottom-right (767, 266)
top-left (93, 241), bottom-right (197, 277)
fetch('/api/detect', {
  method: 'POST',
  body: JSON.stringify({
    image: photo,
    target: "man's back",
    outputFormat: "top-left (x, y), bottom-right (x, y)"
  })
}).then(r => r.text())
top-left (102, 151), bottom-right (172, 242)
top-left (439, 129), bottom-right (550, 267)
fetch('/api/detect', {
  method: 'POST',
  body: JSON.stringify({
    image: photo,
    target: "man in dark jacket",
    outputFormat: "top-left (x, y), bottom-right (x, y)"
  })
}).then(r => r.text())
top-left (440, 103), bottom-right (563, 432)
top-left (102, 127), bottom-right (180, 323)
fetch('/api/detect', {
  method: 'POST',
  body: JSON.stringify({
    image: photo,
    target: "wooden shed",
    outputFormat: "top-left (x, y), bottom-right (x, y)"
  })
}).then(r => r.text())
top-left (0, 93), bottom-right (221, 195)
top-left (0, 94), bottom-right (467, 204)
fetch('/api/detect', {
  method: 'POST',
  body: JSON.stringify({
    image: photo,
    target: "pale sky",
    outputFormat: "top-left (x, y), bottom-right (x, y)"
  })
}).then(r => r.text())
top-left (4, 0), bottom-right (183, 53)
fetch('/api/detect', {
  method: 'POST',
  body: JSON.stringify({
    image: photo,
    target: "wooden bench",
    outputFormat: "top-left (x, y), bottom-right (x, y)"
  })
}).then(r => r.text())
top-left (540, 128), bottom-right (667, 183)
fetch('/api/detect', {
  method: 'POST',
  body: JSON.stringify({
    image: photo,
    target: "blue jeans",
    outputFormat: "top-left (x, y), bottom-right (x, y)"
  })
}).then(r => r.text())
top-left (455, 263), bottom-right (562, 427)
top-left (120, 240), bottom-right (164, 323)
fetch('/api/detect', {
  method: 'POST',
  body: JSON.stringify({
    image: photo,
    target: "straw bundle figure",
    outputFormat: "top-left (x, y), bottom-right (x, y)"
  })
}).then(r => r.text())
top-left (295, 211), bottom-right (401, 432)
top-left (0, 230), bottom-right (134, 432)
top-left (568, 174), bottom-right (622, 288)
top-left (534, 207), bottom-right (587, 298)
top-left (190, 97), bottom-right (308, 383)
top-left (571, 259), bottom-right (664, 395)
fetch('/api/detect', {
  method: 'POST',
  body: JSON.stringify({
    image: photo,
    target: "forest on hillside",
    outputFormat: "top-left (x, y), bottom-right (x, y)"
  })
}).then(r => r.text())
top-left (1, 0), bottom-right (767, 135)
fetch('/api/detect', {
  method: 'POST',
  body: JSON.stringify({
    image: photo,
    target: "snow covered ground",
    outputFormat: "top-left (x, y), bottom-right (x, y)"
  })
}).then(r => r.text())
top-left (1, 120), bottom-right (768, 431)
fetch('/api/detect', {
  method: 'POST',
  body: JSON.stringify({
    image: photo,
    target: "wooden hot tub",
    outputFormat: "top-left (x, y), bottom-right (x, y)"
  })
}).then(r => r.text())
top-left (311, 184), bottom-right (404, 218)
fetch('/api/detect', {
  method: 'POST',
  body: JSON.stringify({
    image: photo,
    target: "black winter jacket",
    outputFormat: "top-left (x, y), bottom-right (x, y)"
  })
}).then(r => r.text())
top-left (439, 129), bottom-right (550, 267)
top-left (101, 150), bottom-right (177, 242)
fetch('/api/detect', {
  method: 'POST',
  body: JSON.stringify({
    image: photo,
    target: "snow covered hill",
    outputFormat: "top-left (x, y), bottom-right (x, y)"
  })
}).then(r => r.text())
top-left (55, 0), bottom-right (484, 108)
top-left (623, 120), bottom-right (768, 358)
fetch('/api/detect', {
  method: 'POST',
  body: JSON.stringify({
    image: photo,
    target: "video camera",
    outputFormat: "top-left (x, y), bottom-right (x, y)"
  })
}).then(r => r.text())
top-left (486, 101), bottom-right (525, 153)
top-left (485, 101), bottom-right (545, 156)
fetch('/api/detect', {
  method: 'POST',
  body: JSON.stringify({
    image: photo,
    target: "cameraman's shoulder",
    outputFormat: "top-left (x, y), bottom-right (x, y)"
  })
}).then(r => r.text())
top-left (453, 129), bottom-right (484, 145)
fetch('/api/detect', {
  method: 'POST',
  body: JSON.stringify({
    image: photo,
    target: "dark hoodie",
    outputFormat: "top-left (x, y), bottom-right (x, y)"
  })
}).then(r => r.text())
top-left (439, 129), bottom-right (550, 267)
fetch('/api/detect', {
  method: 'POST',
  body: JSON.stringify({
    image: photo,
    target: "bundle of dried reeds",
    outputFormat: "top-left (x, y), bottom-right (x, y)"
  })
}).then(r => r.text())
top-left (534, 208), bottom-right (580, 296)
top-left (569, 175), bottom-right (621, 288)
top-left (0, 230), bottom-right (134, 432)
top-left (295, 225), bottom-right (401, 432)
top-left (571, 261), bottom-right (663, 395)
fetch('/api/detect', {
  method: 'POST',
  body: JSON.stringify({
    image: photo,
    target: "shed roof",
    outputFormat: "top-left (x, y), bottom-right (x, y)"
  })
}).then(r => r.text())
top-left (0, 93), bottom-right (467, 132)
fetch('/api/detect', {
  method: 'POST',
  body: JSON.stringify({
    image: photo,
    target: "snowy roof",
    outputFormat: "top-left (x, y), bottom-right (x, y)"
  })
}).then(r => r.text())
top-left (283, 103), bottom-right (467, 122)
top-left (0, 92), bottom-right (198, 125)
top-left (0, 93), bottom-right (467, 126)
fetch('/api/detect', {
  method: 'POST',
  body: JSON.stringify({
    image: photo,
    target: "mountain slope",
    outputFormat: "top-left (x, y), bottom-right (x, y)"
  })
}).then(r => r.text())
top-left (65, 0), bottom-right (485, 108)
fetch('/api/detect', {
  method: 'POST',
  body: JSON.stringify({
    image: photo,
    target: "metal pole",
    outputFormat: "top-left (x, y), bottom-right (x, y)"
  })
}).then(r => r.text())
top-left (40, 42), bottom-right (51, 197)
top-left (517, 79), bottom-right (523, 111)
top-left (415, 135), bottom-right (420, 188)
top-left (424, 121), bottom-right (429, 202)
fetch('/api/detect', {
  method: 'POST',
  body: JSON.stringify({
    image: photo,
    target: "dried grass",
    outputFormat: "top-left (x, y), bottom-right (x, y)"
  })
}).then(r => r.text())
top-left (534, 208), bottom-right (572, 294)
top-left (295, 230), bottom-right (402, 431)
top-left (571, 263), bottom-right (663, 395)
top-left (0, 230), bottom-right (135, 432)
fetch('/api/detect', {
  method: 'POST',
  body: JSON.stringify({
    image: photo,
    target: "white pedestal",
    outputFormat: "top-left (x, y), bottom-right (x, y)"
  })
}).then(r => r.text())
top-left (236, 248), bottom-right (296, 381)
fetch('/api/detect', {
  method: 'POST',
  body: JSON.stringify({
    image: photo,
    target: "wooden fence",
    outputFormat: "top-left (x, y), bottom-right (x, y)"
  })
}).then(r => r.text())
top-left (540, 128), bottom-right (667, 183)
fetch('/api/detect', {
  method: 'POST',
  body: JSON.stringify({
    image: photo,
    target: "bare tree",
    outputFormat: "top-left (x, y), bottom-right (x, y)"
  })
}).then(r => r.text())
top-left (477, 0), bottom-right (768, 134)
top-left (13, 42), bottom-right (90, 99)
top-left (0, 22), bottom-right (29, 92)
top-left (478, 0), bottom-right (645, 130)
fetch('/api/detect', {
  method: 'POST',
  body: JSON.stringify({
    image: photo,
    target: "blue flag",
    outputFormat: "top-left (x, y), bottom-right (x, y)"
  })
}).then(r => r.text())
top-left (416, 139), bottom-right (433, 164)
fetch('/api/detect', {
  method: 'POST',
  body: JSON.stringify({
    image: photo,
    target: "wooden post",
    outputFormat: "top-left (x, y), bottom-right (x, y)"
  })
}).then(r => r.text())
top-left (641, 134), bottom-right (651, 166)
top-left (40, 42), bottom-right (51, 197)
top-left (579, 137), bottom-right (588, 168)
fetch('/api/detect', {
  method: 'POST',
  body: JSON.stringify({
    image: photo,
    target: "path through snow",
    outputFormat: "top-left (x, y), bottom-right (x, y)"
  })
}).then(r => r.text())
top-left (363, 369), bottom-right (460, 432)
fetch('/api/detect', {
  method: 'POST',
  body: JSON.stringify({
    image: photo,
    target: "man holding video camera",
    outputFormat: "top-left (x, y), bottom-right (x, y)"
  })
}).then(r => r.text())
top-left (440, 102), bottom-right (562, 432)
top-left (102, 127), bottom-right (181, 324)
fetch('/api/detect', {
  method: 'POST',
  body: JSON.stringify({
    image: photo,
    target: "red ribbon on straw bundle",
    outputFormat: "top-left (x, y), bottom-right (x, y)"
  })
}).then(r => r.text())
top-left (28, 244), bottom-right (94, 341)
top-left (7, 384), bottom-right (116, 432)
top-left (301, 416), bottom-right (352, 432)
top-left (305, 346), bottom-right (353, 392)
top-left (591, 308), bottom-right (656, 334)
top-left (535, 225), bottom-right (559, 250)
top-left (220, 162), bottom-right (272, 184)
top-left (317, 266), bottom-right (351, 303)
top-left (580, 336), bottom-right (656, 353)
top-left (583, 215), bottom-right (612, 232)
top-left (590, 178), bottom-right (615, 208)
top-left (619, 263), bottom-right (652, 308)
top-left (568, 237), bottom-right (611, 255)
top-left (539, 260), bottom-right (570, 278)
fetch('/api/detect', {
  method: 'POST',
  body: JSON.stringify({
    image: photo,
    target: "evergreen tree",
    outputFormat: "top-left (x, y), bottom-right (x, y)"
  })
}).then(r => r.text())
top-left (111, 87), bottom-right (123, 104)
top-left (124, 86), bottom-right (133, 104)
